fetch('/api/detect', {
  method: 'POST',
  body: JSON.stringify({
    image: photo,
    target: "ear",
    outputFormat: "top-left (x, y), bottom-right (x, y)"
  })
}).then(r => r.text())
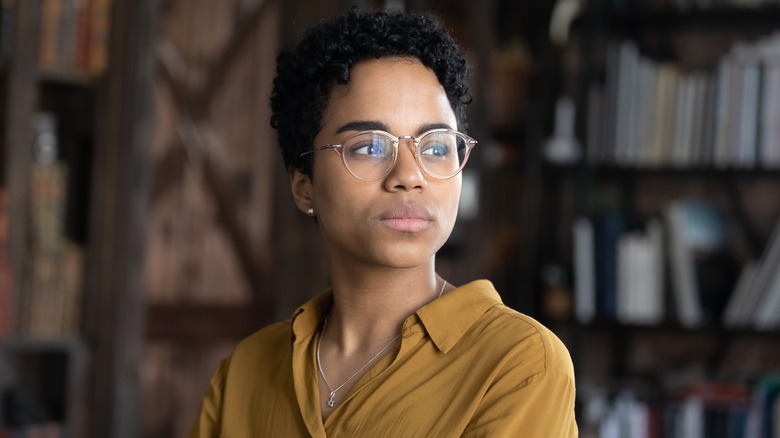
top-left (289, 167), bottom-right (314, 214)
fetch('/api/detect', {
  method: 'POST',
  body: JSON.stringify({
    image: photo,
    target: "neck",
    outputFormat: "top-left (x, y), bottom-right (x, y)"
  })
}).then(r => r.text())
top-left (323, 265), bottom-right (443, 355)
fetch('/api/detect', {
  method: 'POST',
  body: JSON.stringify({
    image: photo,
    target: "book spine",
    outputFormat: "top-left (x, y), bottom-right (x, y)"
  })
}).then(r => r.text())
top-left (88, 0), bottom-right (111, 75)
top-left (0, 188), bottom-right (10, 338)
top-left (38, 0), bottom-right (62, 69)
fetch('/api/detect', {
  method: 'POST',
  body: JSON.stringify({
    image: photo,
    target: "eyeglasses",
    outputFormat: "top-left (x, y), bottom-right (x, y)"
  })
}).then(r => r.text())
top-left (299, 129), bottom-right (477, 181)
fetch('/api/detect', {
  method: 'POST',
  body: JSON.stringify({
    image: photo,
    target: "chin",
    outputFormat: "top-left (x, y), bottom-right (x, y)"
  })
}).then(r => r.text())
top-left (367, 242), bottom-right (444, 269)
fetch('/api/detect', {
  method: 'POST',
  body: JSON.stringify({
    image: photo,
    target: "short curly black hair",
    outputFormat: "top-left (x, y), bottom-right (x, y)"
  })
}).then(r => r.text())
top-left (270, 8), bottom-right (472, 175)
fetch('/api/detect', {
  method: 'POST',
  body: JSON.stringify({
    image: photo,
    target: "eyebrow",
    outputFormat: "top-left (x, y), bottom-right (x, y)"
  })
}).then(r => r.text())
top-left (336, 121), bottom-right (455, 136)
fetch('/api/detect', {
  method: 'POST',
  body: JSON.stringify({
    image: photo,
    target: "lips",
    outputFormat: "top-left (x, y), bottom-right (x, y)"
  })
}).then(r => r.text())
top-left (377, 205), bottom-right (435, 233)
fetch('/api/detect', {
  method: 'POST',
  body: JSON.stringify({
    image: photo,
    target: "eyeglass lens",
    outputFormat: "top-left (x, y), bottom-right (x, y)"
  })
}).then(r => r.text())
top-left (342, 131), bottom-right (469, 180)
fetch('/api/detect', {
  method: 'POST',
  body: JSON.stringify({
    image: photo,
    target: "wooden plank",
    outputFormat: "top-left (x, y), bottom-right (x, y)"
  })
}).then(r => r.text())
top-left (4, 0), bottom-right (42, 335)
top-left (83, 0), bottom-right (156, 436)
top-left (146, 305), bottom-right (264, 342)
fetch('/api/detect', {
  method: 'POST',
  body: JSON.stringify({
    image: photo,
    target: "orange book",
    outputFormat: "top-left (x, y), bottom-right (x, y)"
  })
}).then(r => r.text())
top-left (74, 0), bottom-right (92, 71)
top-left (38, 0), bottom-right (61, 69)
top-left (88, 0), bottom-right (111, 75)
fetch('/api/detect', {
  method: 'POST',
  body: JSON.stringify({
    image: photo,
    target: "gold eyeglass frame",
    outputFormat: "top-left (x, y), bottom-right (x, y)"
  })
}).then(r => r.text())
top-left (299, 128), bottom-right (478, 181)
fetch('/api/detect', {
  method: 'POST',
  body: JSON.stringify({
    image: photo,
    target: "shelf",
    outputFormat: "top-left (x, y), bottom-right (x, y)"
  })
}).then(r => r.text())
top-left (0, 338), bottom-right (88, 437)
top-left (556, 318), bottom-right (780, 338)
top-left (603, 4), bottom-right (780, 30)
top-left (37, 67), bottom-right (96, 88)
top-left (544, 163), bottom-right (780, 179)
top-left (0, 338), bottom-right (86, 352)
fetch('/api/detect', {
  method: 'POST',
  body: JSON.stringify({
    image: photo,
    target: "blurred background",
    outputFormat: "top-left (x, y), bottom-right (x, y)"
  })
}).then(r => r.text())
top-left (1, 0), bottom-right (779, 437)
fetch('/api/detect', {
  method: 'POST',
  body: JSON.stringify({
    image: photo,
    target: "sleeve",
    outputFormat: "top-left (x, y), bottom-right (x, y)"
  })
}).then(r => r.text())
top-left (188, 357), bottom-right (230, 438)
top-left (462, 342), bottom-right (578, 438)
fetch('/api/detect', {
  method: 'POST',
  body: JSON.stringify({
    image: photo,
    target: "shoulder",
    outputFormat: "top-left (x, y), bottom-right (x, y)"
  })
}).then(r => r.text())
top-left (474, 303), bottom-right (574, 378)
top-left (227, 321), bottom-right (293, 367)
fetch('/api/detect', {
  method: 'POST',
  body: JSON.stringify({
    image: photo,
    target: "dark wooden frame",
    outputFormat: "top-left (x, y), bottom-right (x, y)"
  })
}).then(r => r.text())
top-left (83, 0), bottom-right (156, 436)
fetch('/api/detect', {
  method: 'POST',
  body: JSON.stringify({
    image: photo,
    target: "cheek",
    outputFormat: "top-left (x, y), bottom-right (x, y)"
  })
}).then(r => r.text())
top-left (440, 180), bottom-right (462, 228)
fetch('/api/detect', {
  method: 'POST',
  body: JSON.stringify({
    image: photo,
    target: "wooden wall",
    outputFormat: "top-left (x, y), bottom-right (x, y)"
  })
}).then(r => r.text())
top-left (142, 0), bottom-right (284, 435)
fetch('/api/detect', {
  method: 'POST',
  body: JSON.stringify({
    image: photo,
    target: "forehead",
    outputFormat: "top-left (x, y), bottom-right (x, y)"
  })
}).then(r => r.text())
top-left (320, 57), bottom-right (457, 133)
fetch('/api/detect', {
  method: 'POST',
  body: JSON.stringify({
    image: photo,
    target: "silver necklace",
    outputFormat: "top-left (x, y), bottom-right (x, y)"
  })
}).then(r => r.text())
top-left (317, 279), bottom-right (447, 409)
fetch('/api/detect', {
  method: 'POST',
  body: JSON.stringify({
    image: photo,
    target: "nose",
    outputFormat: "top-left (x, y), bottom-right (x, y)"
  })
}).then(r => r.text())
top-left (383, 139), bottom-right (427, 191)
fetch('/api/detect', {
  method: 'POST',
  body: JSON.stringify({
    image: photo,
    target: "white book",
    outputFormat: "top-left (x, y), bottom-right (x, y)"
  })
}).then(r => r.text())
top-left (714, 56), bottom-right (734, 168)
top-left (666, 203), bottom-right (703, 327)
top-left (722, 261), bottom-right (760, 327)
top-left (633, 58), bottom-right (655, 166)
top-left (672, 75), bottom-right (690, 167)
top-left (700, 72), bottom-right (718, 167)
top-left (680, 74), bottom-right (697, 167)
top-left (640, 60), bottom-right (660, 166)
top-left (617, 221), bottom-right (665, 325)
top-left (615, 41), bottom-right (640, 166)
top-left (689, 73), bottom-right (708, 167)
top-left (741, 219), bottom-right (780, 322)
top-left (647, 63), bottom-right (671, 167)
top-left (753, 268), bottom-right (780, 329)
top-left (617, 233), bottom-right (639, 323)
top-left (677, 398), bottom-right (705, 438)
top-left (627, 398), bottom-right (649, 438)
top-left (647, 219), bottom-right (665, 324)
top-left (661, 67), bottom-right (681, 167)
top-left (760, 59), bottom-right (780, 168)
top-left (736, 57), bottom-right (760, 168)
top-left (574, 217), bottom-right (596, 324)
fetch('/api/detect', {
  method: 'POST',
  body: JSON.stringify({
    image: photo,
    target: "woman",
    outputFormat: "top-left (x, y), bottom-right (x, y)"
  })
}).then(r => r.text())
top-left (190, 8), bottom-right (577, 437)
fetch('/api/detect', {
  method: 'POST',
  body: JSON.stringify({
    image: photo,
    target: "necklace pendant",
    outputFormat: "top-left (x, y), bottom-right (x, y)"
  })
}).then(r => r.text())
top-left (327, 392), bottom-right (336, 408)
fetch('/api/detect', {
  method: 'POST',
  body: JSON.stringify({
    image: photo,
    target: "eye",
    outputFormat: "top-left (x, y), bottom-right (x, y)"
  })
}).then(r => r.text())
top-left (420, 141), bottom-right (452, 157)
top-left (422, 143), bottom-right (449, 157)
top-left (348, 135), bottom-right (392, 157)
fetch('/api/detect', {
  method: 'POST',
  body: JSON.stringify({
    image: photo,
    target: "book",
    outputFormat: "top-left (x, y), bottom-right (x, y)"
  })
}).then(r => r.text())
top-left (734, 48), bottom-right (760, 168)
top-left (758, 36), bottom-right (780, 168)
top-left (38, 0), bottom-right (62, 69)
top-left (88, 0), bottom-right (112, 75)
top-left (614, 40), bottom-right (640, 166)
top-left (722, 261), bottom-right (760, 327)
top-left (665, 200), bottom-right (737, 327)
top-left (573, 217), bottom-right (596, 323)
top-left (616, 219), bottom-right (664, 325)
top-left (23, 243), bottom-right (84, 339)
top-left (753, 269), bottom-right (780, 329)
top-left (751, 218), bottom-right (780, 330)
top-left (29, 163), bottom-right (68, 253)
top-left (37, 0), bottom-right (112, 74)
top-left (738, 218), bottom-right (780, 328)
top-left (593, 210), bottom-right (626, 320)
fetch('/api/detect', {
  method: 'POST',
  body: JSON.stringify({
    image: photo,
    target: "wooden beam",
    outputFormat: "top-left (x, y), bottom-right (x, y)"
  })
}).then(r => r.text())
top-left (146, 305), bottom-right (264, 343)
top-left (85, 0), bottom-right (156, 436)
top-left (4, 0), bottom-right (42, 334)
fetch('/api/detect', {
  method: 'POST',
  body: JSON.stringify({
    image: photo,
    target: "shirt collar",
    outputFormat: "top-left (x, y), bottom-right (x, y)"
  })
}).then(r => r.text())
top-left (416, 279), bottom-right (502, 354)
top-left (291, 289), bottom-right (332, 342)
top-left (290, 279), bottom-right (503, 353)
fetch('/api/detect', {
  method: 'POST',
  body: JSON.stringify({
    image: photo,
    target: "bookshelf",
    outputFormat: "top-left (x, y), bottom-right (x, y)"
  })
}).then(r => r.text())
top-left (537, 0), bottom-right (780, 435)
top-left (0, 0), bottom-right (155, 437)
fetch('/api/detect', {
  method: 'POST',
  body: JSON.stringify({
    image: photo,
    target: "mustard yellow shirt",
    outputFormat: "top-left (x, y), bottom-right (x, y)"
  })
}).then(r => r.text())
top-left (189, 280), bottom-right (578, 437)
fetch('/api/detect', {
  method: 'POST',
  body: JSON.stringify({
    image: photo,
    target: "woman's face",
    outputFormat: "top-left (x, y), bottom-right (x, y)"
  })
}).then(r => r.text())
top-left (292, 57), bottom-right (462, 271)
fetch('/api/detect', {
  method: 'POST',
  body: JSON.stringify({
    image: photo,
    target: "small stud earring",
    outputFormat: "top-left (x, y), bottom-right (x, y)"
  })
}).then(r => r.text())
top-left (307, 208), bottom-right (315, 217)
